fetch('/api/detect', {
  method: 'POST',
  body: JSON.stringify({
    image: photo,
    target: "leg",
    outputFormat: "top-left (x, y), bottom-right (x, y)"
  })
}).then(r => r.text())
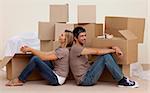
top-left (18, 56), bottom-right (39, 82)
top-left (103, 54), bottom-right (124, 81)
top-left (79, 55), bottom-right (105, 86)
top-left (6, 56), bottom-right (42, 86)
top-left (29, 56), bottom-right (59, 86)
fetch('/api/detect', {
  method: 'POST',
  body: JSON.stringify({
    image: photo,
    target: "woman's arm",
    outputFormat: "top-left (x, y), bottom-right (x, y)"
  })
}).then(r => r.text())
top-left (20, 46), bottom-right (57, 61)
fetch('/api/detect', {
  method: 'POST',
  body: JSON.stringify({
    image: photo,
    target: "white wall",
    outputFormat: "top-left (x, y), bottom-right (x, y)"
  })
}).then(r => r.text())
top-left (0, 0), bottom-right (3, 59)
top-left (0, 0), bottom-right (149, 64)
top-left (148, 0), bottom-right (150, 63)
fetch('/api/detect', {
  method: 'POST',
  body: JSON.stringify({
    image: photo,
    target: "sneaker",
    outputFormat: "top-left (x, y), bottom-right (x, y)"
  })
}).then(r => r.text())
top-left (118, 77), bottom-right (139, 88)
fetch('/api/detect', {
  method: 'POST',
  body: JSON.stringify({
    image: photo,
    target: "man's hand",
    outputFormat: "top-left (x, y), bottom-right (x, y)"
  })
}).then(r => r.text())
top-left (112, 46), bottom-right (123, 57)
top-left (20, 46), bottom-right (32, 53)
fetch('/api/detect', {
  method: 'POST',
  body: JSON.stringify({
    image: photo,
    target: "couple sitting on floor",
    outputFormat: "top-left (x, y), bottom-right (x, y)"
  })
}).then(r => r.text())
top-left (6, 27), bottom-right (139, 88)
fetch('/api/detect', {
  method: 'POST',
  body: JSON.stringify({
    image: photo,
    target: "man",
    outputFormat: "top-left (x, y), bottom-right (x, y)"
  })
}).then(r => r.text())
top-left (69, 27), bottom-right (139, 88)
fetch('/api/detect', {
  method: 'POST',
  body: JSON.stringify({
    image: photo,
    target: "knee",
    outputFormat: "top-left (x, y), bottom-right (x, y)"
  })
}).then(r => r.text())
top-left (30, 56), bottom-right (40, 62)
top-left (103, 54), bottom-right (114, 60)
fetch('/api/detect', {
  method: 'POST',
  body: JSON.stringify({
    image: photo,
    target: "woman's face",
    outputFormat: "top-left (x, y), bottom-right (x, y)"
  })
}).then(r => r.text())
top-left (59, 32), bottom-right (66, 44)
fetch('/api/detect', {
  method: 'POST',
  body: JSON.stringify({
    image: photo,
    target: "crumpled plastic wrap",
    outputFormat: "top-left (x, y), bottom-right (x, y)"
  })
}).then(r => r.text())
top-left (1, 32), bottom-right (40, 71)
top-left (131, 63), bottom-right (150, 80)
top-left (4, 32), bottom-right (40, 56)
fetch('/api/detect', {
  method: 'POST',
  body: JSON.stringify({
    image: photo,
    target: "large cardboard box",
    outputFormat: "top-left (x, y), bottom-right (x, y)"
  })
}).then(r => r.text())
top-left (38, 22), bottom-right (55, 41)
top-left (53, 41), bottom-right (60, 50)
top-left (105, 16), bottom-right (145, 43)
top-left (92, 30), bottom-right (138, 65)
top-left (50, 4), bottom-right (68, 22)
top-left (5, 54), bottom-right (43, 80)
top-left (40, 40), bottom-right (53, 52)
top-left (75, 23), bottom-right (103, 47)
top-left (55, 23), bottom-right (74, 41)
top-left (78, 5), bottom-right (96, 23)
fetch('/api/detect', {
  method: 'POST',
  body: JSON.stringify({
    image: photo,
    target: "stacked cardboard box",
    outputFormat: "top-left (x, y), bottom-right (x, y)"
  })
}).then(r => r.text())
top-left (1, 4), bottom-right (145, 82)
top-left (78, 5), bottom-right (96, 23)
top-left (105, 16), bottom-right (145, 43)
top-left (39, 4), bottom-right (69, 52)
top-left (92, 16), bottom-right (145, 78)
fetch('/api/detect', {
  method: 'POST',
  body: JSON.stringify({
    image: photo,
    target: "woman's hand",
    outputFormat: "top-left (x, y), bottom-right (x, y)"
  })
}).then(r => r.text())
top-left (20, 45), bottom-right (32, 54)
top-left (112, 46), bottom-right (123, 57)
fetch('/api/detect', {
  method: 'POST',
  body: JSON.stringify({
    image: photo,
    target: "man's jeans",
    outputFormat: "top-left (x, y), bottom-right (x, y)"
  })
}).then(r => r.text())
top-left (79, 54), bottom-right (124, 86)
top-left (18, 56), bottom-right (59, 86)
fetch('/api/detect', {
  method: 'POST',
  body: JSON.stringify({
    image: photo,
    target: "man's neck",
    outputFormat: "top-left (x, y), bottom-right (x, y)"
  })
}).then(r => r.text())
top-left (75, 41), bottom-right (84, 47)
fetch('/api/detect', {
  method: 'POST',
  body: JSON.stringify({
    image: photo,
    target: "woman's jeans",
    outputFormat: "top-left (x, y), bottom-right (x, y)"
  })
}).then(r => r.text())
top-left (18, 56), bottom-right (59, 86)
top-left (79, 54), bottom-right (124, 86)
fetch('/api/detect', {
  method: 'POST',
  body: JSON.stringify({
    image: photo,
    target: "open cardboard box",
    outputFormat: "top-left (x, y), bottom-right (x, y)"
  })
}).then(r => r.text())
top-left (92, 30), bottom-right (138, 65)
top-left (2, 54), bottom-right (43, 80)
top-left (105, 16), bottom-right (145, 43)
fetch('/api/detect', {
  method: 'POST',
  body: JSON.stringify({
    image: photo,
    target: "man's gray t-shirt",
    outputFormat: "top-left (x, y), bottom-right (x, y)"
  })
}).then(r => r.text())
top-left (69, 44), bottom-right (90, 84)
top-left (53, 48), bottom-right (69, 78)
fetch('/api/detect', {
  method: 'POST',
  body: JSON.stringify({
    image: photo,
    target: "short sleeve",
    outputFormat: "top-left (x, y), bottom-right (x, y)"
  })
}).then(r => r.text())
top-left (72, 45), bottom-right (84, 56)
top-left (55, 48), bottom-right (68, 59)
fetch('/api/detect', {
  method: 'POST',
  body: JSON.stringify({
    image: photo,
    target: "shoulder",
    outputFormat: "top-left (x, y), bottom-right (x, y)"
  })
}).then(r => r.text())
top-left (56, 48), bottom-right (69, 54)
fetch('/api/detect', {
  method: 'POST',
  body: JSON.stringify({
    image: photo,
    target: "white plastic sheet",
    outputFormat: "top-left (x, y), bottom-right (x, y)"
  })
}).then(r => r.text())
top-left (131, 63), bottom-right (150, 80)
top-left (4, 32), bottom-right (40, 56)
top-left (2, 32), bottom-right (40, 71)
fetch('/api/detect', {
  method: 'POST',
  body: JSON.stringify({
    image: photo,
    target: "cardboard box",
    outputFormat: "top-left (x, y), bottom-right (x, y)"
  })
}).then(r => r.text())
top-left (40, 40), bottom-right (53, 52)
top-left (105, 16), bottom-right (145, 43)
top-left (92, 30), bottom-right (138, 64)
top-left (75, 23), bottom-right (103, 47)
top-left (50, 4), bottom-right (68, 22)
top-left (38, 22), bottom-right (55, 40)
top-left (53, 41), bottom-right (60, 50)
top-left (5, 54), bottom-right (43, 80)
top-left (55, 23), bottom-right (74, 41)
top-left (78, 5), bottom-right (96, 23)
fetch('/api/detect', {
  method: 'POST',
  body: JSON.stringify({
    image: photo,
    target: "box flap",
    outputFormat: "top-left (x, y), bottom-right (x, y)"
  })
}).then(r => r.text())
top-left (118, 30), bottom-right (137, 40)
top-left (0, 56), bottom-right (13, 69)
top-left (0, 53), bottom-right (33, 69)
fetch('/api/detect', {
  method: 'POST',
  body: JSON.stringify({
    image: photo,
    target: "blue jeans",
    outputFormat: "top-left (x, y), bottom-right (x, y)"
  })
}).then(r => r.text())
top-left (18, 56), bottom-right (59, 86)
top-left (79, 54), bottom-right (124, 86)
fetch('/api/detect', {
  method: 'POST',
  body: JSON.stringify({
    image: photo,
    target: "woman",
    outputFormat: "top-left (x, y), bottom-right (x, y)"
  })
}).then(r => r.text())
top-left (6, 30), bottom-right (73, 86)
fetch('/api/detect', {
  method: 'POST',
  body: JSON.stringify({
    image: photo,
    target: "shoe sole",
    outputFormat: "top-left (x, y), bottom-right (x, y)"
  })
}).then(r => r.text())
top-left (118, 81), bottom-right (139, 88)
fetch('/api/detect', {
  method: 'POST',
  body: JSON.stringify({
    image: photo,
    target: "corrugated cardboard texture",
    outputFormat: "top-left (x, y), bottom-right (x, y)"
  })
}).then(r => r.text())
top-left (40, 40), bottom-right (53, 52)
top-left (105, 16), bottom-right (145, 43)
top-left (50, 4), bottom-right (68, 22)
top-left (92, 38), bottom-right (138, 64)
top-left (78, 5), bottom-right (96, 23)
top-left (6, 54), bottom-right (43, 80)
top-left (53, 41), bottom-right (60, 50)
top-left (119, 30), bottom-right (137, 40)
top-left (55, 23), bottom-right (74, 41)
top-left (0, 56), bottom-right (12, 69)
top-left (95, 24), bottom-right (103, 36)
top-left (38, 22), bottom-right (55, 40)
